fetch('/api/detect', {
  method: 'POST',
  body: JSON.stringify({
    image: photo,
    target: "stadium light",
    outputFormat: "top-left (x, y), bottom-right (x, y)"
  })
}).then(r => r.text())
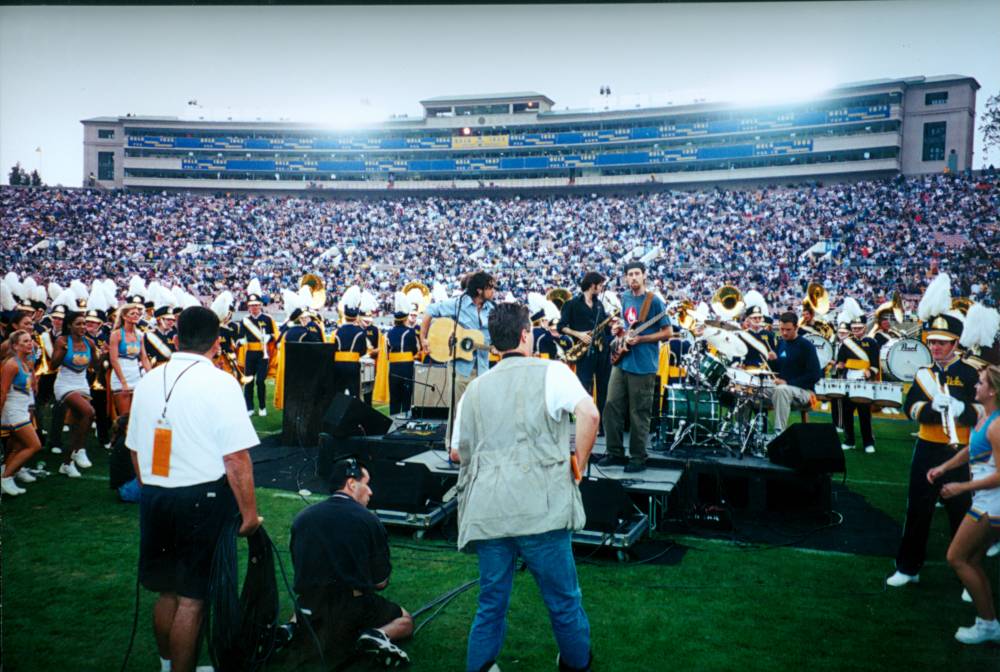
top-left (461, 127), bottom-right (472, 136)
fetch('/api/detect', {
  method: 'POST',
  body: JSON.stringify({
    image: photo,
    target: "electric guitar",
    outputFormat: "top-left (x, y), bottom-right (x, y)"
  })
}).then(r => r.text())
top-left (609, 310), bottom-right (670, 366)
top-left (426, 318), bottom-right (493, 363)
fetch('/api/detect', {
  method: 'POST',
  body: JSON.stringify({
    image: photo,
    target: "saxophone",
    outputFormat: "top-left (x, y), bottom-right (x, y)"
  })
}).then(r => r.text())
top-left (564, 310), bottom-right (619, 363)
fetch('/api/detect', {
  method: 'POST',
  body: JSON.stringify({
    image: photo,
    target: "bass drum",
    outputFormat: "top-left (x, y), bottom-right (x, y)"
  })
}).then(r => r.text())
top-left (803, 333), bottom-right (834, 370)
top-left (663, 386), bottom-right (721, 440)
top-left (880, 338), bottom-right (932, 383)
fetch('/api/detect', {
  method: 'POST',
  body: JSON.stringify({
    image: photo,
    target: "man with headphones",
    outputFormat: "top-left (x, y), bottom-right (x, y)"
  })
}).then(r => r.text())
top-left (286, 458), bottom-right (413, 668)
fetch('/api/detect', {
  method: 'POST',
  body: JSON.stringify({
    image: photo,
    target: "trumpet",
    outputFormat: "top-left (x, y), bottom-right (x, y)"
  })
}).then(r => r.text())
top-left (938, 374), bottom-right (961, 449)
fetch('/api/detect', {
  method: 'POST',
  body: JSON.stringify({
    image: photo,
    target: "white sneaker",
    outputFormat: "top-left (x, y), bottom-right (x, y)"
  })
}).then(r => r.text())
top-left (59, 462), bottom-right (82, 478)
top-left (955, 618), bottom-right (1000, 645)
top-left (962, 588), bottom-right (972, 603)
top-left (987, 541), bottom-right (1000, 558)
top-left (51, 446), bottom-right (63, 454)
top-left (864, 445), bottom-right (875, 454)
top-left (1, 477), bottom-right (25, 496)
top-left (247, 410), bottom-right (253, 416)
top-left (258, 409), bottom-right (267, 417)
top-left (72, 449), bottom-right (93, 469)
top-left (886, 571), bottom-right (919, 587)
top-left (15, 470), bottom-right (37, 483)
top-left (841, 443), bottom-right (854, 451)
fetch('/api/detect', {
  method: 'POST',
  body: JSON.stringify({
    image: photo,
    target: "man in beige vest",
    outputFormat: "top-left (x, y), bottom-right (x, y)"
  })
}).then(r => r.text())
top-left (452, 302), bottom-right (599, 672)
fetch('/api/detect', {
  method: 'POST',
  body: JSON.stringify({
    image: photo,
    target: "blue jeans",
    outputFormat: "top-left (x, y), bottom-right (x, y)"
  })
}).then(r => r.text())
top-left (466, 530), bottom-right (590, 672)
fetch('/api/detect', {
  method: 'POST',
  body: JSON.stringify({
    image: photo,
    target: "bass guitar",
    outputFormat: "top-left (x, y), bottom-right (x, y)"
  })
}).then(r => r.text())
top-left (427, 318), bottom-right (493, 363)
top-left (609, 310), bottom-right (670, 366)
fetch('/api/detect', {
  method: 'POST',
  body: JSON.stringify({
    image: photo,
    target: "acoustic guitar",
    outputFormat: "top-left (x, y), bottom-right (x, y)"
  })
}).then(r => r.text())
top-left (427, 318), bottom-right (492, 363)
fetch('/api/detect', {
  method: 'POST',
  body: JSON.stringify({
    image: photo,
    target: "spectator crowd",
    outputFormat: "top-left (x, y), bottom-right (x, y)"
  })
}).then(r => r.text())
top-left (2, 171), bottom-right (998, 313)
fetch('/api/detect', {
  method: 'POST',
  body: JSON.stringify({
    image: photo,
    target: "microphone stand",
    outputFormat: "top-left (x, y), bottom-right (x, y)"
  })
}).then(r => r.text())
top-left (448, 294), bottom-right (466, 463)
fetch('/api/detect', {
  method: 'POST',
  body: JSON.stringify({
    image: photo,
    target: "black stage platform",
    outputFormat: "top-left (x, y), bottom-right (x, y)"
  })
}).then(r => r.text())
top-left (250, 421), bottom-right (899, 557)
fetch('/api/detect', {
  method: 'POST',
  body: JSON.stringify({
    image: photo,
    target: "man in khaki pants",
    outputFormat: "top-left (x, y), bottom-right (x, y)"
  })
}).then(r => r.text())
top-left (767, 312), bottom-right (822, 432)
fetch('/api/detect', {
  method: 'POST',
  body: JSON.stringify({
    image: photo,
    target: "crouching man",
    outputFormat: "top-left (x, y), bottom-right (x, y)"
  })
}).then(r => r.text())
top-left (287, 458), bottom-right (413, 668)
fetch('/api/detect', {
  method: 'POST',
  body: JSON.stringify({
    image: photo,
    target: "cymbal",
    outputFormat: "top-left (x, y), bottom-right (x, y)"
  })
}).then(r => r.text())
top-left (704, 319), bottom-right (740, 332)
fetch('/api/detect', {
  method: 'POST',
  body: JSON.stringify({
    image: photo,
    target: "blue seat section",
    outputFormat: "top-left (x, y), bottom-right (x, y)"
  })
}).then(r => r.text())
top-left (174, 139), bottom-right (814, 174)
top-left (127, 105), bottom-right (889, 152)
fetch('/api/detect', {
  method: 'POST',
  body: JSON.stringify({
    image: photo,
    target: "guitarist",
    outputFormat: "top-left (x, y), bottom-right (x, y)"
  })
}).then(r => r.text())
top-left (420, 271), bottom-right (495, 443)
top-left (559, 272), bottom-right (612, 429)
top-left (601, 262), bottom-right (672, 473)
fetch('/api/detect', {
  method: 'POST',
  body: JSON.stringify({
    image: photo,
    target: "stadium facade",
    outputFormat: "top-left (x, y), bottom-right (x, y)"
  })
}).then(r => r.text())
top-left (82, 75), bottom-right (978, 193)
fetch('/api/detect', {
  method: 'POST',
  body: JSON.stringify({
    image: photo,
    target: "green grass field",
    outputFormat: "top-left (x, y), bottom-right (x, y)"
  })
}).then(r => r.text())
top-left (3, 383), bottom-right (999, 671)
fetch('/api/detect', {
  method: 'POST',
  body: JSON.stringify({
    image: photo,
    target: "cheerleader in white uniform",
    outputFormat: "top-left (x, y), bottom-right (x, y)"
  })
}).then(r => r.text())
top-left (108, 295), bottom-right (151, 416)
top-left (929, 365), bottom-right (1000, 645)
top-left (1, 330), bottom-right (41, 496)
top-left (51, 312), bottom-right (97, 477)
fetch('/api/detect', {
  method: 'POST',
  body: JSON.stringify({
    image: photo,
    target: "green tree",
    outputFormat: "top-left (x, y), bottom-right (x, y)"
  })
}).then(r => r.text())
top-left (981, 92), bottom-right (1000, 162)
top-left (8, 162), bottom-right (25, 185)
top-left (30, 169), bottom-right (42, 187)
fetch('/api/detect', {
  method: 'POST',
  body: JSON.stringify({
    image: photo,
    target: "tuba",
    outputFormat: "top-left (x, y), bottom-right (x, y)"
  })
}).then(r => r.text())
top-left (867, 291), bottom-right (905, 337)
top-left (300, 273), bottom-right (327, 311)
top-left (711, 285), bottom-right (744, 321)
top-left (546, 288), bottom-right (572, 310)
top-left (402, 280), bottom-right (432, 314)
top-left (800, 282), bottom-right (834, 339)
top-left (951, 297), bottom-right (973, 316)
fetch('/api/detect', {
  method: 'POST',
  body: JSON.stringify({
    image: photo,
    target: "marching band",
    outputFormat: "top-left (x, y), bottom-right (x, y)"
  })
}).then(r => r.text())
top-left (2, 269), bottom-right (999, 473)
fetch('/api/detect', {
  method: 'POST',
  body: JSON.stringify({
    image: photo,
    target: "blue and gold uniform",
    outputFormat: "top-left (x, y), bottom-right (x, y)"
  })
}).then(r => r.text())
top-left (333, 319), bottom-right (368, 398)
top-left (386, 320), bottom-right (419, 414)
top-left (144, 325), bottom-right (175, 368)
top-left (835, 332), bottom-right (880, 449)
top-left (236, 298), bottom-right (278, 413)
top-left (895, 353), bottom-right (982, 576)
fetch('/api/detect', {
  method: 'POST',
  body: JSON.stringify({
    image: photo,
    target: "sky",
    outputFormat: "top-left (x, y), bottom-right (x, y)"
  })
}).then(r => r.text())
top-left (1, 1), bottom-right (998, 187)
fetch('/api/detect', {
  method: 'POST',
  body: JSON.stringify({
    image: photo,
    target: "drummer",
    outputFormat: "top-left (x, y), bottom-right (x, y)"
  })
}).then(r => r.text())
top-left (767, 312), bottom-right (822, 433)
top-left (836, 313), bottom-right (880, 453)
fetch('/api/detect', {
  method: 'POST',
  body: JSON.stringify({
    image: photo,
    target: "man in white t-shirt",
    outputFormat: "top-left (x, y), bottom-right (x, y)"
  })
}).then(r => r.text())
top-left (451, 302), bottom-right (599, 672)
top-left (127, 306), bottom-right (261, 672)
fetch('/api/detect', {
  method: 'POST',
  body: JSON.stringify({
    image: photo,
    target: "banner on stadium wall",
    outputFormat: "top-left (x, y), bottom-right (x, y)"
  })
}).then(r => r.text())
top-left (452, 134), bottom-right (510, 150)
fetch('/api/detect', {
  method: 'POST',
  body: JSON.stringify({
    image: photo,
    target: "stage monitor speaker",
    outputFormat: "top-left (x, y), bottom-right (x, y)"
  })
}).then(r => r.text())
top-left (580, 477), bottom-right (632, 533)
top-left (281, 342), bottom-right (340, 446)
top-left (411, 363), bottom-right (452, 419)
top-left (323, 395), bottom-right (392, 439)
top-left (318, 434), bottom-right (436, 479)
top-left (767, 424), bottom-right (845, 474)
top-left (366, 459), bottom-right (451, 513)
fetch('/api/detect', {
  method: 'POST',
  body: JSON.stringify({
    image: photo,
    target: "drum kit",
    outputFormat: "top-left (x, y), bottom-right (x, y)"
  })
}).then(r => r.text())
top-left (659, 331), bottom-right (776, 457)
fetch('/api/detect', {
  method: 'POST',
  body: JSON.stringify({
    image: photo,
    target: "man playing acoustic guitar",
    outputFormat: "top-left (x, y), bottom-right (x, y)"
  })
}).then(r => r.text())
top-left (420, 271), bottom-right (496, 444)
top-left (601, 262), bottom-right (672, 473)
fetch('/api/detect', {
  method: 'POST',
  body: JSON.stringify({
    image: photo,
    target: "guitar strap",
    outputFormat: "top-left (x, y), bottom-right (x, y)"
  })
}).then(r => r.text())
top-left (637, 292), bottom-right (654, 325)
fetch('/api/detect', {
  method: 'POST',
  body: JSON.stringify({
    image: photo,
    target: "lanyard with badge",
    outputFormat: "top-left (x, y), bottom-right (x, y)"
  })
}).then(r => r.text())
top-left (152, 361), bottom-right (200, 477)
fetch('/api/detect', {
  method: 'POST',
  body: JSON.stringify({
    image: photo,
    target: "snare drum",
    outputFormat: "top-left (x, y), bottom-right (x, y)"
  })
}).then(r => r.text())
top-left (728, 366), bottom-right (775, 392)
top-left (880, 338), bottom-right (932, 383)
top-left (803, 333), bottom-right (834, 370)
top-left (847, 380), bottom-right (875, 404)
top-left (872, 382), bottom-right (903, 409)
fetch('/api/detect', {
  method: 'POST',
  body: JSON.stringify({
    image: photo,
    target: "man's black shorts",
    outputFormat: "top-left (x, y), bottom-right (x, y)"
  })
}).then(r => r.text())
top-left (291, 586), bottom-right (403, 664)
top-left (139, 477), bottom-right (237, 600)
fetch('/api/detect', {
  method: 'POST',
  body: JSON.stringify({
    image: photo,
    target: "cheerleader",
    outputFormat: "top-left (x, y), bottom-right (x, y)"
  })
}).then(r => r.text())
top-left (51, 311), bottom-right (97, 477)
top-left (1, 330), bottom-right (42, 496)
top-left (108, 295), bottom-right (151, 415)
top-left (929, 365), bottom-right (1000, 644)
